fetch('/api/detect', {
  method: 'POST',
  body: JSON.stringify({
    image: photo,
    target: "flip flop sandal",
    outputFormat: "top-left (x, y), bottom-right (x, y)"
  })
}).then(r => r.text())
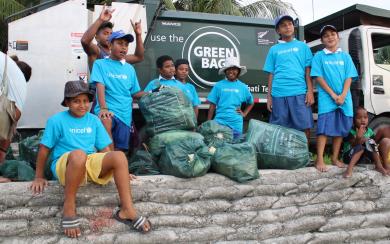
top-left (112, 207), bottom-right (152, 233)
top-left (62, 216), bottom-right (81, 233)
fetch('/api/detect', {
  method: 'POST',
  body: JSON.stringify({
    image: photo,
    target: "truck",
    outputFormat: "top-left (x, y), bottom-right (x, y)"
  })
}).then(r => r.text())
top-left (6, 1), bottom-right (390, 132)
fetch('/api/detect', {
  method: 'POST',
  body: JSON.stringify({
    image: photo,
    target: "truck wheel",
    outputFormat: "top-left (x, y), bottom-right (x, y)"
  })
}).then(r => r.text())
top-left (369, 116), bottom-right (390, 132)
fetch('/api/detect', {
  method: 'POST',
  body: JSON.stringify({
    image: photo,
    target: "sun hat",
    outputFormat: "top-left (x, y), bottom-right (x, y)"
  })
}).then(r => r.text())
top-left (61, 80), bottom-right (94, 107)
top-left (218, 57), bottom-right (247, 76)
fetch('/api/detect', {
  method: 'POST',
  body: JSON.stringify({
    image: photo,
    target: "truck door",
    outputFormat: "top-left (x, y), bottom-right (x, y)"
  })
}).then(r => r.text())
top-left (367, 28), bottom-right (390, 115)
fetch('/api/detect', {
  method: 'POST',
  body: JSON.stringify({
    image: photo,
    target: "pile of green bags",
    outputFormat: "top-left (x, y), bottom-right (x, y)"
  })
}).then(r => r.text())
top-left (128, 150), bottom-right (160, 176)
top-left (139, 87), bottom-right (197, 136)
top-left (246, 119), bottom-right (309, 170)
top-left (0, 160), bottom-right (35, 181)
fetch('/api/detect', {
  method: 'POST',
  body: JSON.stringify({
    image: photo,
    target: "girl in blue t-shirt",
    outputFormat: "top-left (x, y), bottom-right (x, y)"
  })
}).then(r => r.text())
top-left (207, 57), bottom-right (254, 138)
top-left (311, 25), bottom-right (358, 172)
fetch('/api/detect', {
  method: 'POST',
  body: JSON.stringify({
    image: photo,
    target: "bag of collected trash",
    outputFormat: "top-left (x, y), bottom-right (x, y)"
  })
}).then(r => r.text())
top-left (128, 150), bottom-right (160, 175)
top-left (0, 160), bottom-right (35, 181)
top-left (158, 137), bottom-right (211, 178)
top-left (211, 142), bottom-right (259, 182)
top-left (139, 87), bottom-right (197, 136)
top-left (18, 130), bottom-right (53, 180)
top-left (18, 130), bottom-right (44, 164)
top-left (197, 120), bottom-right (233, 147)
top-left (5, 146), bottom-right (15, 160)
top-left (246, 119), bottom-right (309, 169)
top-left (148, 130), bottom-right (204, 158)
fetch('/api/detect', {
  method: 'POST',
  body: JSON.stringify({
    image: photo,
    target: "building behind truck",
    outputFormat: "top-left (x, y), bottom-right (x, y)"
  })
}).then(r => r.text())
top-left (6, 0), bottom-right (390, 132)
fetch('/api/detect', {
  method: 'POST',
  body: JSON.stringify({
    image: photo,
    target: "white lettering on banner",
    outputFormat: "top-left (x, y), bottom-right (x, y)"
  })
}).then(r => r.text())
top-left (108, 73), bottom-right (128, 79)
top-left (69, 127), bottom-right (92, 134)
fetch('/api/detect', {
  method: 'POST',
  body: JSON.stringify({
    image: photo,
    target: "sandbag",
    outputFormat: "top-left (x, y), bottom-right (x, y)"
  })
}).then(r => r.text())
top-left (197, 120), bottom-right (233, 147)
top-left (128, 150), bottom-right (160, 175)
top-left (158, 137), bottom-right (211, 178)
top-left (139, 87), bottom-right (197, 136)
top-left (211, 142), bottom-right (259, 182)
top-left (246, 119), bottom-right (309, 170)
top-left (0, 160), bottom-right (35, 181)
top-left (148, 130), bottom-right (204, 158)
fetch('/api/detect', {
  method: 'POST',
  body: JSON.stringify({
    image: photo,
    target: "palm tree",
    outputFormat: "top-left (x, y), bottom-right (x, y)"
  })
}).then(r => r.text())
top-left (162, 0), bottom-right (297, 19)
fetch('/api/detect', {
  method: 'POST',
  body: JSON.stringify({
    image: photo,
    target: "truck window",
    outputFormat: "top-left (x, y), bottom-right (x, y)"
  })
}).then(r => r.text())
top-left (372, 33), bottom-right (390, 71)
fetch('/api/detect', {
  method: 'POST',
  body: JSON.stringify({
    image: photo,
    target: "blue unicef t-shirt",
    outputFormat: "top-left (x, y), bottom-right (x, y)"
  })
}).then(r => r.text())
top-left (40, 111), bottom-right (112, 179)
top-left (144, 77), bottom-right (198, 106)
top-left (263, 39), bottom-right (313, 97)
top-left (90, 58), bottom-right (141, 126)
top-left (183, 82), bottom-right (201, 106)
top-left (207, 79), bottom-right (254, 133)
top-left (311, 48), bottom-right (358, 117)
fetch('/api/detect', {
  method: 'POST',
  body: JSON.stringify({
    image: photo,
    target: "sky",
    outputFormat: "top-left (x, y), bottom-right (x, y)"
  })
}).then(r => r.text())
top-left (282, 0), bottom-right (390, 25)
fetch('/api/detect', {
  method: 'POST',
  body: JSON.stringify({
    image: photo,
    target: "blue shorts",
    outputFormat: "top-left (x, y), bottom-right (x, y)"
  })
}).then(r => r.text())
top-left (270, 94), bottom-right (313, 131)
top-left (317, 109), bottom-right (352, 137)
top-left (112, 116), bottom-right (131, 150)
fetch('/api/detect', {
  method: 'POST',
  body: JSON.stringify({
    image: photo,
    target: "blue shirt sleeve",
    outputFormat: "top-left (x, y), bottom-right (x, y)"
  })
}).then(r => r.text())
top-left (263, 47), bottom-right (275, 73)
top-left (304, 44), bottom-right (313, 67)
top-left (40, 117), bottom-right (60, 149)
top-left (310, 53), bottom-right (323, 78)
top-left (189, 84), bottom-right (201, 106)
top-left (344, 53), bottom-right (359, 81)
top-left (129, 67), bottom-right (141, 95)
top-left (90, 61), bottom-right (105, 85)
top-left (94, 118), bottom-right (112, 150)
top-left (144, 80), bottom-right (157, 92)
top-left (207, 85), bottom-right (219, 105)
top-left (244, 86), bottom-right (254, 104)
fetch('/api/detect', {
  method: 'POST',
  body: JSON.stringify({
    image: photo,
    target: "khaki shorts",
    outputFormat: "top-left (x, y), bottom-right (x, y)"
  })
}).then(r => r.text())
top-left (55, 152), bottom-right (113, 186)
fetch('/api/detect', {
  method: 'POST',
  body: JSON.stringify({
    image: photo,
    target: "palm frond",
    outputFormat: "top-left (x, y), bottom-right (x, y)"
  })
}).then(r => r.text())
top-left (238, 0), bottom-right (297, 19)
top-left (162, 0), bottom-right (176, 10)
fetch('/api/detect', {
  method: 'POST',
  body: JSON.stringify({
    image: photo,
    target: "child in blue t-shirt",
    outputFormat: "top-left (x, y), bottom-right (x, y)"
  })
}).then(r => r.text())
top-left (175, 58), bottom-right (201, 118)
top-left (144, 55), bottom-right (197, 106)
top-left (30, 80), bottom-right (151, 238)
top-left (311, 25), bottom-right (358, 172)
top-left (207, 57), bottom-right (254, 138)
top-left (263, 15), bottom-right (314, 141)
top-left (91, 30), bottom-right (145, 151)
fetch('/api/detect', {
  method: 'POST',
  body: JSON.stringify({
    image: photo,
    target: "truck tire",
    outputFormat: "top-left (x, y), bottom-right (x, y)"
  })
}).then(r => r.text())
top-left (369, 116), bottom-right (390, 132)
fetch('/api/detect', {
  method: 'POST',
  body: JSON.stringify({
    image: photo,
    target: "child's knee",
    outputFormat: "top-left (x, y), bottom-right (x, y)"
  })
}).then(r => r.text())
top-left (68, 150), bottom-right (87, 167)
top-left (110, 151), bottom-right (128, 166)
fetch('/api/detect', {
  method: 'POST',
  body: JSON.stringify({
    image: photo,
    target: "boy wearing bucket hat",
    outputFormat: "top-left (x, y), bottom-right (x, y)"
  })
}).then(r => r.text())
top-left (207, 57), bottom-right (254, 138)
top-left (263, 15), bottom-right (314, 141)
top-left (30, 80), bottom-right (152, 238)
top-left (91, 30), bottom-right (145, 151)
top-left (311, 25), bottom-right (358, 172)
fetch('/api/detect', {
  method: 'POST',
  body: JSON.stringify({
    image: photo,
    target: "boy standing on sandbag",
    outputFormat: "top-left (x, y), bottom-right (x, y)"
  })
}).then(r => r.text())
top-left (263, 15), bottom-right (314, 142)
top-left (90, 30), bottom-right (145, 151)
top-left (207, 57), bottom-right (254, 139)
top-left (30, 80), bottom-right (151, 238)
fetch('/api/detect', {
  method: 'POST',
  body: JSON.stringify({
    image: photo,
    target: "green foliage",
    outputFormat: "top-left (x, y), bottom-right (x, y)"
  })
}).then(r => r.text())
top-left (165, 0), bottom-right (296, 19)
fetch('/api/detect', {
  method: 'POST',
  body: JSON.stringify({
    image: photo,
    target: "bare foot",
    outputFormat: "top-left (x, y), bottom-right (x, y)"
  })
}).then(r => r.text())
top-left (0, 177), bottom-right (11, 183)
top-left (375, 166), bottom-right (388, 176)
top-left (63, 201), bottom-right (81, 238)
top-left (332, 160), bottom-right (346, 168)
top-left (343, 169), bottom-right (353, 178)
top-left (315, 160), bottom-right (328, 172)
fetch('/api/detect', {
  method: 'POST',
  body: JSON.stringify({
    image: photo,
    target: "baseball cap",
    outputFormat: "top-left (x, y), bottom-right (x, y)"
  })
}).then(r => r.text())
top-left (108, 30), bottom-right (134, 43)
top-left (320, 25), bottom-right (337, 37)
top-left (274, 15), bottom-right (294, 29)
top-left (61, 80), bottom-right (94, 107)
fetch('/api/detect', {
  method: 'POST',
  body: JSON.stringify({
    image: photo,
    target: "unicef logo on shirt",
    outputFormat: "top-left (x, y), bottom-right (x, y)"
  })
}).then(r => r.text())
top-left (292, 47), bottom-right (299, 52)
top-left (182, 26), bottom-right (240, 88)
top-left (69, 127), bottom-right (93, 134)
top-left (339, 60), bottom-right (344, 65)
top-left (86, 127), bottom-right (92, 134)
